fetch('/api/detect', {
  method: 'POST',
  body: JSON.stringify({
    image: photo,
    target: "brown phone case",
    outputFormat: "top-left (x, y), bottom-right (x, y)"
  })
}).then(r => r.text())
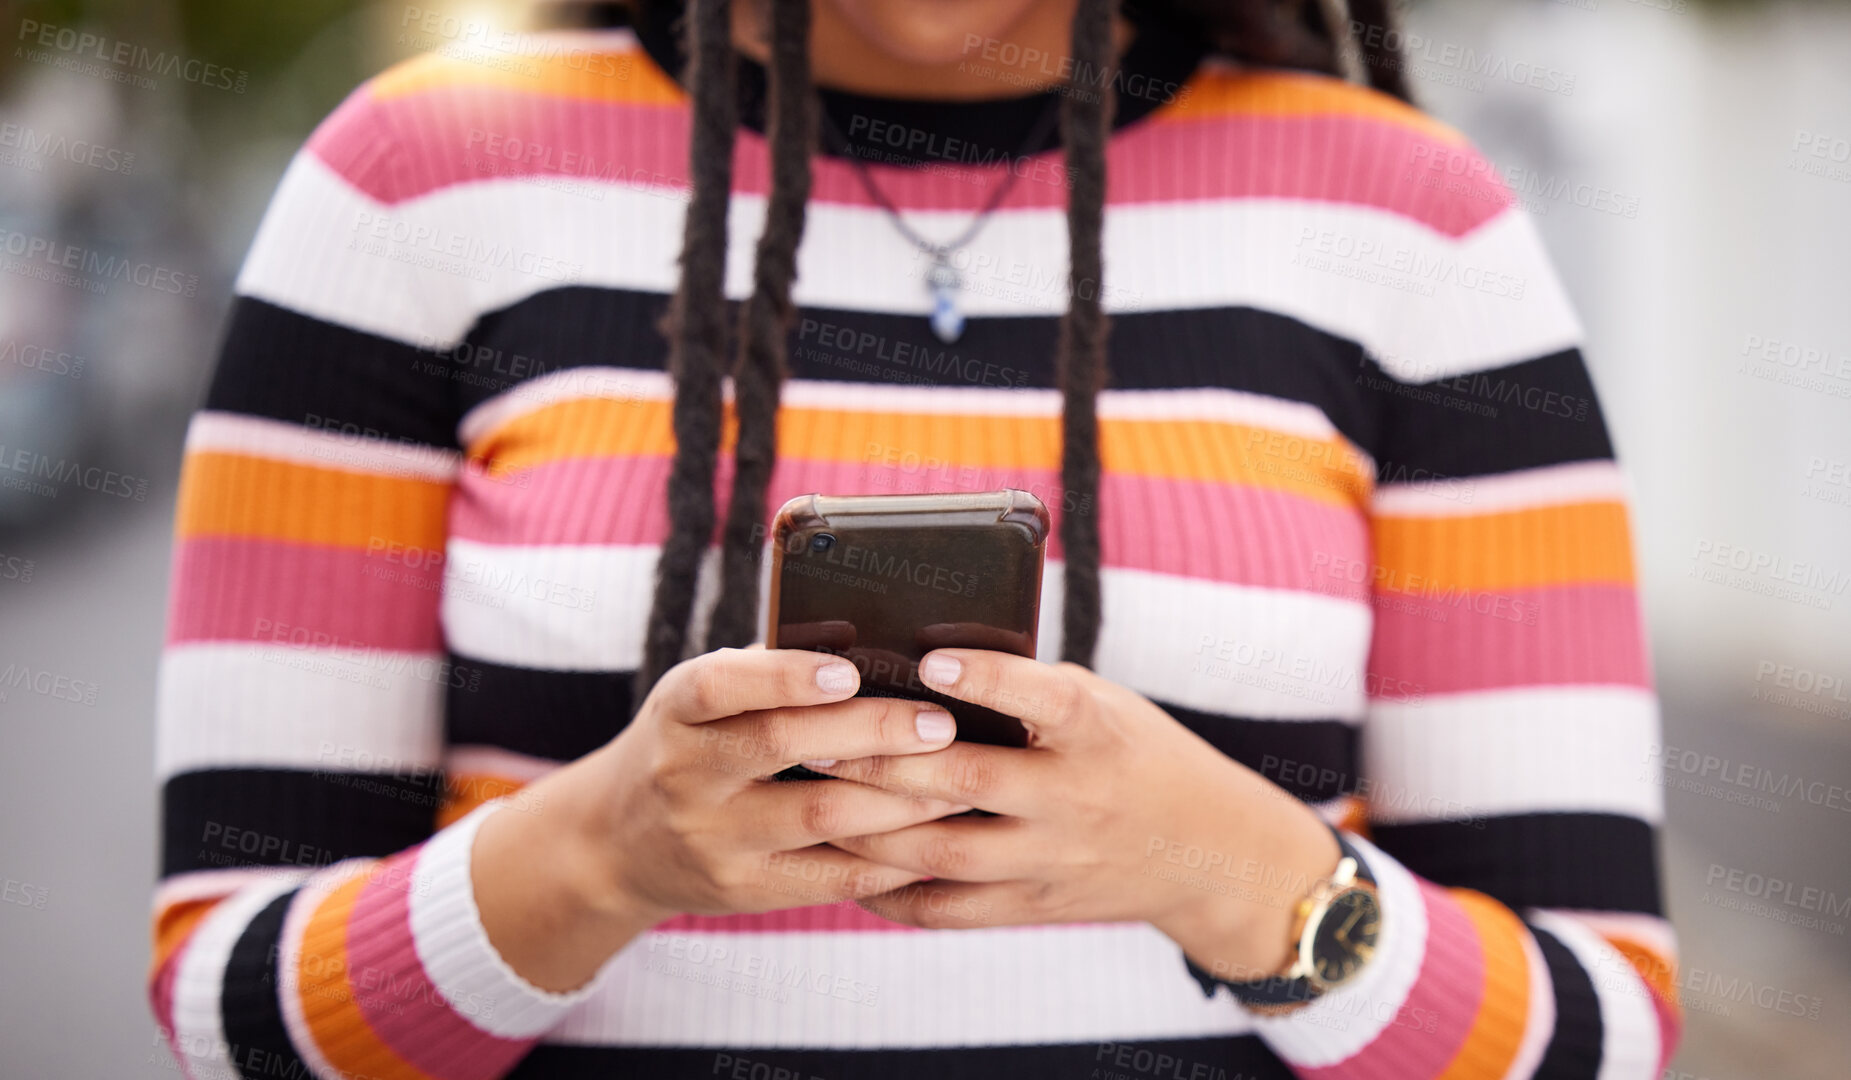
top-left (766, 490), bottom-right (1049, 763)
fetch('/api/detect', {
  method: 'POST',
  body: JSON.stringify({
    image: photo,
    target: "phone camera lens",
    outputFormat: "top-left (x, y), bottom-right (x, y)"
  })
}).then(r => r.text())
top-left (810, 532), bottom-right (836, 553)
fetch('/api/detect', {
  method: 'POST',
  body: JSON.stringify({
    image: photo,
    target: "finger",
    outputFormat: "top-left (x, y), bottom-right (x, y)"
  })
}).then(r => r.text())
top-left (855, 879), bottom-right (1034, 930)
top-left (731, 780), bottom-right (974, 851)
top-left (830, 815), bottom-right (1032, 883)
top-left (695, 697), bottom-right (957, 774)
top-left (754, 846), bottom-right (930, 909)
top-left (915, 649), bottom-right (1096, 745)
top-left (809, 741), bottom-right (1040, 815)
top-left (658, 646), bottom-right (860, 724)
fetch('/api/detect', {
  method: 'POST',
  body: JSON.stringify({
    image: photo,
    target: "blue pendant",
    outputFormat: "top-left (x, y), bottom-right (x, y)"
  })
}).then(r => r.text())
top-left (927, 256), bottom-right (964, 343)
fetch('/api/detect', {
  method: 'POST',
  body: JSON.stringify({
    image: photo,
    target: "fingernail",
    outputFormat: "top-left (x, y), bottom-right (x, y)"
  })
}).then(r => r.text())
top-left (919, 654), bottom-right (961, 688)
top-left (915, 707), bottom-right (955, 743)
top-left (802, 759), bottom-right (838, 769)
top-left (816, 663), bottom-right (857, 695)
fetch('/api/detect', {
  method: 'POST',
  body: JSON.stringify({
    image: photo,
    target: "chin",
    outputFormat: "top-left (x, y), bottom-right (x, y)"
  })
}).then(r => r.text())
top-left (822, 0), bottom-right (1059, 67)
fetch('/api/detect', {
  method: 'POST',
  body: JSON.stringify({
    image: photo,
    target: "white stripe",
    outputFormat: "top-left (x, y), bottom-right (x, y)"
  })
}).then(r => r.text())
top-left (157, 645), bottom-right (445, 778)
top-left (456, 365), bottom-right (1352, 457)
top-left (441, 543), bottom-right (1373, 720)
top-left (1504, 921), bottom-right (1557, 1080)
top-left (1254, 835), bottom-right (1428, 1065)
top-left (156, 867), bottom-right (317, 913)
top-left (184, 411), bottom-right (460, 483)
top-left (1363, 687), bottom-right (1664, 824)
top-left (550, 922), bottom-right (1254, 1047)
top-left (409, 803), bottom-right (613, 1039)
top-left (1556, 910), bottom-right (1677, 963)
top-left (169, 873), bottom-right (307, 1080)
top-left (239, 155), bottom-right (1579, 377)
top-left (1372, 460), bottom-right (1631, 519)
top-left (1529, 911), bottom-right (1663, 1080)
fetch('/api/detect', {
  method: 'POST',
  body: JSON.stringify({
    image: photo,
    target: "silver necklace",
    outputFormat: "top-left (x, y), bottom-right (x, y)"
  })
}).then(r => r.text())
top-left (821, 100), bottom-right (1062, 343)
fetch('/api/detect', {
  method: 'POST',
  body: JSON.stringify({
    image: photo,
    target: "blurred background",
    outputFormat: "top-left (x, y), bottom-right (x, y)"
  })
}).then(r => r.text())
top-left (1, 0), bottom-right (1847, 1076)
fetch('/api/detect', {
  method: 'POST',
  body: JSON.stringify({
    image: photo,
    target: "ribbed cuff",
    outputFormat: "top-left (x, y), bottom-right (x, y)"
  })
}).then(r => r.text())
top-left (408, 800), bottom-right (612, 1040)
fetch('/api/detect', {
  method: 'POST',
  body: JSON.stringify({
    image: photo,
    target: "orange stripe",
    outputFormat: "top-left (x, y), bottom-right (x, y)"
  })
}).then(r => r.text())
top-left (151, 897), bottom-right (219, 978)
top-left (436, 773), bottom-right (528, 829)
top-left (176, 453), bottom-right (450, 550)
top-left (1372, 502), bottom-right (1637, 590)
top-left (482, 397), bottom-right (1373, 508)
top-left (1163, 69), bottom-right (1465, 145)
top-left (296, 874), bottom-right (434, 1080)
top-left (370, 41), bottom-right (683, 105)
top-left (1607, 936), bottom-right (1681, 1014)
top-left (1437, 890), bottom-right (1532, 1080)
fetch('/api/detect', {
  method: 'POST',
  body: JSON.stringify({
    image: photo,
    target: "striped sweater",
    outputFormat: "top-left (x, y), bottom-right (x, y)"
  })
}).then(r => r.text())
top-left (152, 25), bottom-right (1679, 1080)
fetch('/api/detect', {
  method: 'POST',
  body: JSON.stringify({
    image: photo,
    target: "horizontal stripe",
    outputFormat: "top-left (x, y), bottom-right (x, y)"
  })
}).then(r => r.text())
top-left (448, 654), bottom-right (634, 761)
top-left (1169, 64), bottom-right (1463, 142)
top-left (1366, 584), bottom-right (1650, 693)
top-left (176, 452), bottom-right (450, 549)
top-left (440, 547), bottom-right (1375, 721)
top-left (1526, 924), bottom-right (1605, 1080)
top-left (409, 805), bottom-right (608, 1040)
top-left (467, 402), bottom-right (1371, 513)
top-left (209, 298), bottom-right (463, 450)
top-left (167, 537), bottom-right (445, 651)
top-left (1371, 815), bottom-right (1663, 915)
top-left (362, 32), bottom-right (681, 105)
top-left (1528, 912), bottom-right (1661, 1080)
top-left (452, 456), bottom-right (1368, 593)
top-left (1363, 687), bottom-right (1663, 823)
top-left (221, 888), bottom-right (312, 1080)
top-left (160, 769), bottom-right (441, 877)
top-left (240, 153), bottom-right (1579, 375)
top-left (509, 1039), bottom-right (1295, 1080)
top-left (1373, 460), bottom-right (1629, 519)
top-left (551, 922), bottom-right (1251, 1047)
top-left (1364, 349), bottom-right (1615, 477)
top-left (1439, 891), bottom-right (1532, 1080)
top-left (157, 644), bottom-right (446, 779)
top-left (324, 82), bottom-right (1501, 236)
top-left (1163, 704), bottom-right (1359, 802)
top-left (295, 872), bottom-right (433, 1080)
top-left (1372, 500), bottom-right (1637, 591)
top-left (169, 874), bottom-right (307, 1080)
top-left (460, 367), bottom-right (1352, 456)
top-left (185, 410), bottom-right (460, 483)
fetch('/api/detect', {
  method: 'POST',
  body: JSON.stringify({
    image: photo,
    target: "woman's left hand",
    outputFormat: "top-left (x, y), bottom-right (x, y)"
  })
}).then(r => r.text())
top-left (810, 649), bottom-right (1343, 982)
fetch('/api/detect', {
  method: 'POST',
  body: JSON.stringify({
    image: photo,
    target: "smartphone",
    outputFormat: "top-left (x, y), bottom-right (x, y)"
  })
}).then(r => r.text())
top-left (766, 490), bottom-right (1049, 769)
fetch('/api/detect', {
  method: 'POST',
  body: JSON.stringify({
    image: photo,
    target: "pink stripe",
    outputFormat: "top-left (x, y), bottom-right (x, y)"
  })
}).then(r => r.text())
top-left (149, 954), bottom-right (187, 1079)
top-left (166, 536), bottom-right (444, 651)
top-left (313, 87), bottom-right (1504, 236)
top-left (1367, 584), bottom-right (1651, 694)
top-left (1300, 881), bottom-right (1482, 1080)
top-left (658, 903), bottom-right (916, 934)
top-left (343, 848), bottom-right (533, 1080)
top-left (450, 454), bottom-right (1367, 595)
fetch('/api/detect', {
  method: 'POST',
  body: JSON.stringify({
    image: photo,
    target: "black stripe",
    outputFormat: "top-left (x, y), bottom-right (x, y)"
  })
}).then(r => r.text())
top-left (1526, 923), bottom-right (1606, 1080)
top-left (208, 297), bottom-right (462, 449)
top-left (219, 889), bottom-right (312, 1080)
top-left (1365, 348), bottom-right (1617, 478)
top-left (161, 768), bottom-right (441, 877)
top-left (509, 1036), bottom-right (1296, 1080)
top-left (1370, 813), bottom-right (1663, 914)
top-left (453, 286), bottom-right (1390, 453)
top-left (1155, 702), bottom-right (1358, 802)
top-left (448, 653), bottom-right (638, 761)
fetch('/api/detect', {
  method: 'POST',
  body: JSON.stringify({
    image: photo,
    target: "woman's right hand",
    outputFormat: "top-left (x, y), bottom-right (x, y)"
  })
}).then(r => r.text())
top-left (472, 646), bottom-right (967, 991)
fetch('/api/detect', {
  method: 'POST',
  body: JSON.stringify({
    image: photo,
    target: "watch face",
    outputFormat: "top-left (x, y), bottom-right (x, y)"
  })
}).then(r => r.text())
top-left (1309, 888), bottom-right (1381, 986)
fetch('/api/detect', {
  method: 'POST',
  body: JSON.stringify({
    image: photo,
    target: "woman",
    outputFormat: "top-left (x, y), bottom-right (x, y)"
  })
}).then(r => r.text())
top-left (151, 0), bottom-right (1678, 1077)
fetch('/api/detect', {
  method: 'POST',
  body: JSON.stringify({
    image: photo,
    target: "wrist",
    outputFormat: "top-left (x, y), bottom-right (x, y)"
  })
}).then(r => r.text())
top-left (1154, 789), bottom-right (1340, 984)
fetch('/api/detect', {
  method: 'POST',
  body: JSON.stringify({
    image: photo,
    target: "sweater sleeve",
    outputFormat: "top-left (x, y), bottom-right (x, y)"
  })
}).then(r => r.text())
top-left (150, 77), bottom-right (597, 1080)
top-left (1250, 165), bottom-right (1679, 1075)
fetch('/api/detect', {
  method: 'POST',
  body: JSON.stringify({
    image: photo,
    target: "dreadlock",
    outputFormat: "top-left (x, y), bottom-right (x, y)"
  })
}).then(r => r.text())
top-left (627, 0), bottom-right (1413, 702)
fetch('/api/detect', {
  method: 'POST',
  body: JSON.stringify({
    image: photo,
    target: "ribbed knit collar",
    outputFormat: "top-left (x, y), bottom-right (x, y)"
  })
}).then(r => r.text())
top-left (630, 6), bottom-right (1209, 167)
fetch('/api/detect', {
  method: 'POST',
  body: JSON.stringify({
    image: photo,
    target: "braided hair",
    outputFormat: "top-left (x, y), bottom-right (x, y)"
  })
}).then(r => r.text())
top-left (625, 0), bottom-right (1412, 702)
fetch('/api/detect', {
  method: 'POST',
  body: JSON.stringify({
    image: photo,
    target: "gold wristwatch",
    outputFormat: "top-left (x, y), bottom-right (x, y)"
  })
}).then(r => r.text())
top-left (1185, 827), bottom-right (1381, 1011)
